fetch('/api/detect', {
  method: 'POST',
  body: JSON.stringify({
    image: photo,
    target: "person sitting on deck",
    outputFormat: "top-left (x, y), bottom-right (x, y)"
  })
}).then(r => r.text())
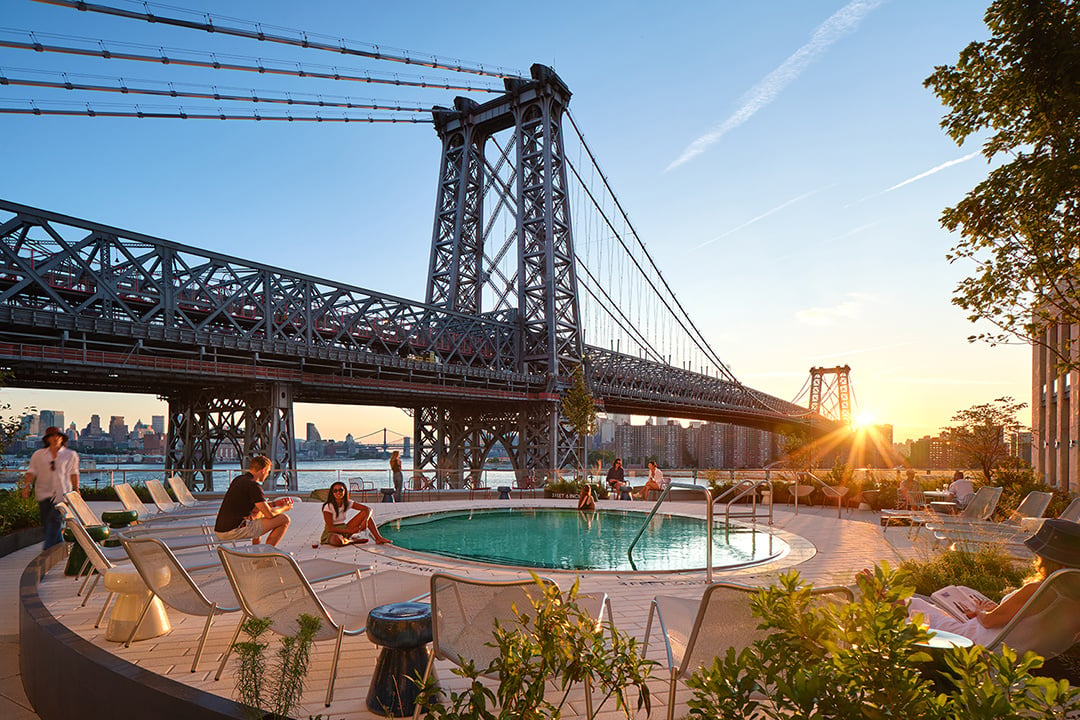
top-left (605, 458), bottom-right (626, 494)
top-left (948, 470), bottom-right (975, 508)
top-left (321, 481), bottom-right (392, 546)
top-left (636, 461), bottom-right (667, 500)
top-left (213, 455), bottom-right (293, 546)
top-left (898, 469), bottom-right (922, 509)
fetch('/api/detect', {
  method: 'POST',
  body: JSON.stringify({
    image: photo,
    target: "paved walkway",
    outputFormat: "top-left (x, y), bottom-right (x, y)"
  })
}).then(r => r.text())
top-left (6, 497), bottom-right (928, 720)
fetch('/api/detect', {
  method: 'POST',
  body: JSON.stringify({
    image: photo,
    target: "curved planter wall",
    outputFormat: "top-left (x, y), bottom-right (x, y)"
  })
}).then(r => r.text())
top-left (18, 543), bottom-right (250, 720)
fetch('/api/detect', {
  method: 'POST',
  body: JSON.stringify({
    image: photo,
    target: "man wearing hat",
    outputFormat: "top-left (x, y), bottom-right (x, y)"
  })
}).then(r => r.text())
top-left (21, 426), bottom-right (80, 549)
top-left (907, 518), bottom-right (1080, 646)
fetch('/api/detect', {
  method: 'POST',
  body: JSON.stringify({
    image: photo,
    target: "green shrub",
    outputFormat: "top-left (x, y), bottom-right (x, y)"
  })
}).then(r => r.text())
top-left (992, 459), bottom-right (1070, 520)
top-left (686, 566), bottom-right (1080, 719)
top-left (78, 485), bottom-right (119, 502)
top-left (233, 614), bottom-right (322, 720)
top-left (898, 546), bottom-right (1029, 602)
top-left (416, 576), bottom-right (654, 719)
top-left (0, 489), bottom-right (39, 535)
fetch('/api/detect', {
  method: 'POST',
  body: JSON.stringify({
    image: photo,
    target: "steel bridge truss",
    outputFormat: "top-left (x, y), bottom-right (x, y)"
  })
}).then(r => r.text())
top-left (420, 64), bottom-right (584, 476)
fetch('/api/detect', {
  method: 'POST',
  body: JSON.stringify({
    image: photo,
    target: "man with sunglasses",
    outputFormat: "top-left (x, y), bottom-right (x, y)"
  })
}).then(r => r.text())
top-left (21, 426), bottom-right (79, 549)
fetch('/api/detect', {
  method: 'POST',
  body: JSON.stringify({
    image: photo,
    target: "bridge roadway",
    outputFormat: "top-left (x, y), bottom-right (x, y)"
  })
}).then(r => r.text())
top-left (0, 199), bottom-right (820, 433)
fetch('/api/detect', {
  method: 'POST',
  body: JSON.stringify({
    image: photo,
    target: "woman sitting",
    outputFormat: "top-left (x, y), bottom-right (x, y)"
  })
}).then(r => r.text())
top-left (907, 518), bottom-right (1080, 645)
top-left (321, 481), bottom-right (392, 546)
top-left (577, 484), bottom-right (596, 512)
top-left (635, 461), bottom-right (667, 500)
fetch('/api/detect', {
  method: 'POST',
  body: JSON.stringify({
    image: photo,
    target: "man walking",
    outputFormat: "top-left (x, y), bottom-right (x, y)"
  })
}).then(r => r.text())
top-left (214, 455), bottom-right (293, 546)
top-left (21, 426), bottom-right (79, 549)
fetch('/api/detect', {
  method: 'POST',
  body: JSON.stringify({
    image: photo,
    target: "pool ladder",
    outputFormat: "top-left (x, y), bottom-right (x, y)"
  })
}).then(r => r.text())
top-left (627, 482), bottom-right (715, 582)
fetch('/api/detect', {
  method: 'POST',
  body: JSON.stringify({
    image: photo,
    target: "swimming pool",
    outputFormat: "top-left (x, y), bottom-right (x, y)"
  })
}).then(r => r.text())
top-left (380, 507), bottom-right (788, 572)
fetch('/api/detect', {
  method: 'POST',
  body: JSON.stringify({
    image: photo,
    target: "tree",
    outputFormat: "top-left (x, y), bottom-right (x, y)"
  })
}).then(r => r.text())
top-left (940, 396), bottom-right (1027, 483)
top-left (560, 364), bottom-right (599, 477)
top-left (0, 371), bottom-right (31, 458)
top-left (924, 1), bottom-right (1080, 364)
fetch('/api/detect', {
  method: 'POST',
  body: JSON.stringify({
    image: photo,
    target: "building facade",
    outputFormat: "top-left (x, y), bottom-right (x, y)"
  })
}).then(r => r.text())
top-left (1032, 321), bottom-right (1079, 492)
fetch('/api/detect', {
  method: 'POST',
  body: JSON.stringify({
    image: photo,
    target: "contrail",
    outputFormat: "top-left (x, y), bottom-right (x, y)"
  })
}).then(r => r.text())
top-left (667, 0), bottom-right (887, 171)
top-left (692, 186), bottom-right (828, 251)
top-left (882, 150), bottom-right (981, 193)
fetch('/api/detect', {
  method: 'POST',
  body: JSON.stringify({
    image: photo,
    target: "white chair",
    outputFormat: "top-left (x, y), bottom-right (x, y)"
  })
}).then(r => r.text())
top-left (215, 546), bottom-right (430, 706)
top-left (114, 482), bottom-right (211, 527)
top-left (168, 475), bottom-right (220, 510)
top-left (119, 535), bottom-right (240, 669)
top-left (643, 581), bottom-right (854, 720)
top-left (987, 568), bottom-right (1080, 659)
top-left (145, 479), bottom-right (218, 518)
top-left (1021, 496), bottom-right (1080, 532)
top-left (413, 573), bottom-right (613, 720)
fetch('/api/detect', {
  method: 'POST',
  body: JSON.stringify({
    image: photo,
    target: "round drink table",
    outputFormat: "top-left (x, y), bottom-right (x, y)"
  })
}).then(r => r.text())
top-left (100, 509), bottom-right (140, 547)
top-left (497, 486), bottom-right (512, 500)
top-left (366, 602), bottom-right (433, 717)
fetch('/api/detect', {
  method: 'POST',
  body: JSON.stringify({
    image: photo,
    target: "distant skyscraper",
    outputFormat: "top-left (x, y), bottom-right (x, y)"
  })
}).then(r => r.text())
top-left (39, 410), bottom-right (57, 430)
top-left (109, 415), bottom-right (128, 443)
top-left (151, 415), bottom-right (165, 435)
top-left (306, 423), bottom-right (322, 444)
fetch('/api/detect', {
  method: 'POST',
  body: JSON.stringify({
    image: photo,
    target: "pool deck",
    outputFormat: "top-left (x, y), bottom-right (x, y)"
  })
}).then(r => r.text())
top-left (6, 496), bottom-right (934, 720)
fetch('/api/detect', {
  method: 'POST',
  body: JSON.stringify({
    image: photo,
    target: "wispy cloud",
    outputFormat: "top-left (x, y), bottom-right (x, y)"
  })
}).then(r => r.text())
top-left (882, 150), bottom-right (981, 193)
top-left (692, 185), bottom-right (828, 251)
top-left (667, 0), bottom-right (887, 171)
top-left (795, 292), bottom-right (878, 326)
top-left (773, 221), bottom-right (878, 262)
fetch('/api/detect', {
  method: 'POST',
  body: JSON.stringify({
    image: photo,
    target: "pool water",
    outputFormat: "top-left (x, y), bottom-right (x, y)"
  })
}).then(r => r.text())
top-left (380, 507), bottom-right (787, 572)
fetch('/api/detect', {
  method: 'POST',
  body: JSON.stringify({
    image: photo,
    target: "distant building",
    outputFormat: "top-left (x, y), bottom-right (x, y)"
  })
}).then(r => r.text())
top-left (306, 422), bottom-right (322, 444)
top-left (151, 415), bottom-right (165, 435)
top-left (109, 416), bottom-right (128, 443)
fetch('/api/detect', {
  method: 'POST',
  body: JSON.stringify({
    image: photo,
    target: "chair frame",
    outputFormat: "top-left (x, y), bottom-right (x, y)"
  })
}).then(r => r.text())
top-left (643, 581), bottom-right (854, 720)
top-left (414, 572), bottom-right (612, 720)
top-left (986, 568), bottom-right (1080, 659)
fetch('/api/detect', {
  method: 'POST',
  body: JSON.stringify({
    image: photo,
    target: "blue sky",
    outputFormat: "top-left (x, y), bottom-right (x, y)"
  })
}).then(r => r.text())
top-left (0, 0), bottom-right (1027, 444)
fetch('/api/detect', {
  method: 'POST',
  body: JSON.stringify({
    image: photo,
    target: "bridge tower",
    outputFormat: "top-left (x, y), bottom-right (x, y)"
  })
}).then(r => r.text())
top-left (417, 64), bottom-right (583, 479)
top-left (807, 365), bottom-right (852, 427)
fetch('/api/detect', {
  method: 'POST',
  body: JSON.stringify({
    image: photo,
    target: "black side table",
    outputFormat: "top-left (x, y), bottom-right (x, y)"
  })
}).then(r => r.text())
top-left (366, 601), bottom-right (433, 717)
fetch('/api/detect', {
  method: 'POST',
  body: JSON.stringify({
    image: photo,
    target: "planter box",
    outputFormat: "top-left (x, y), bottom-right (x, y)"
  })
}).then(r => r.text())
top-left (0, 525), bottom-right (44, 558)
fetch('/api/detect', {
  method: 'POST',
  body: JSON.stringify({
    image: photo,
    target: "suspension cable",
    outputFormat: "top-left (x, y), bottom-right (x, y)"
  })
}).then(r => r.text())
top-left (33, 0), bottom-right (524, 79)
top-left (0, 31), bottom-right (504, 92)
top-left (0, 70), bottom-right (434, 112)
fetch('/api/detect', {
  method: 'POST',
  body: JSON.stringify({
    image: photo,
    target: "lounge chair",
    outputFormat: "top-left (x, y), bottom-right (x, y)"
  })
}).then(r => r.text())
top-left (643, 580), bottom-right (854, 720)
top-left (1021, 496), bottom-right (1080, 533)
top-left (114, 482), bottom-right (213, 527)
top-left (884, 486), bottom-right (1003, 536)
top-left (119, 536), bottom-right (368, 670)
top-left (412, 572), bottom-right (614, 720)
top-left (145, 479), bottom-right (218, 518)
top-left (927, 488), bottom-right (1044, 550)
top-left (986, 568), bottom-right (1080, 659)
top-left (167, 474), bottom-right (220, 510)
top-left (215, 546), bottom-right (430, 706)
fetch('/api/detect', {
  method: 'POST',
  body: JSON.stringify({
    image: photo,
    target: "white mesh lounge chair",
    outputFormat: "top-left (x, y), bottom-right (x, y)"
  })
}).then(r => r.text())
top-left (118, 535), bottom-right (241, 669)
top-left (926, 488), bottom-right (1041, 550)
top-left (643, 581), bottom-right (854, 720)
top-left (145, 479), bottom-right (218, 518)
top-left (215, 546), bottom-right (430, 706)
top-left (114, 482), bottom-right (212, 526)
top-left (167, 475), bottom-right (220, 510)
top-left (885, 486), bottom-right (1003, 537)
top-left (62, 490), bottom-right (105, 527)
top-left (986, 568), bottom-right (1080, 659)
top-left (412, 573), bottom-right (613, 720)
top-left (1021, 496), bottom-right (1080, 533)
top-left (119, 536), bottom-right (368, 670)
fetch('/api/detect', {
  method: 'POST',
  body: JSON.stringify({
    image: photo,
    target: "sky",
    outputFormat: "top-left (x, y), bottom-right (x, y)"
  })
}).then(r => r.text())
top-left (0, 0), bottom-right (1029, 444)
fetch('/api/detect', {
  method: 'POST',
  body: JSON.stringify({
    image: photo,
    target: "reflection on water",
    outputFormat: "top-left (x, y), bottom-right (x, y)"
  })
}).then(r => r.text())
top-left (383, 507), bottom-right (787, 572)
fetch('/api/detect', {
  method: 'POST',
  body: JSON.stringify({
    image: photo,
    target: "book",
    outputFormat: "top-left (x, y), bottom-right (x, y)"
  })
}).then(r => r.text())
top-left (930, 585), bottom-right (992, 621)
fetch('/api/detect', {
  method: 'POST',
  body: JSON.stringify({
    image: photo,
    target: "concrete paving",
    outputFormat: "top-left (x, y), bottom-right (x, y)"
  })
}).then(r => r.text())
top-left (7, 496), bottom-right (931, 720)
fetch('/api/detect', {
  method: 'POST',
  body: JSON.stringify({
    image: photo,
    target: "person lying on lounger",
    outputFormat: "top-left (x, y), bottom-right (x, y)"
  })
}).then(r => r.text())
top-left (906, 519), bottom-right (1080, 645)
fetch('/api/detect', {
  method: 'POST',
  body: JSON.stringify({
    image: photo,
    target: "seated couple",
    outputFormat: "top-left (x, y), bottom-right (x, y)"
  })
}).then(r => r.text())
top-left (605, 459), bottom-right (668, 500)
top-left (907, 518), bottom-right (1080, 645)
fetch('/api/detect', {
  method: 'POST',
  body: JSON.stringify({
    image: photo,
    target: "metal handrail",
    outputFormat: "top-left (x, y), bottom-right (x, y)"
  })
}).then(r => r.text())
top-left (627, 482), bottom-right (715, 582)
top-left (713, 479), bottom-right (772, 526)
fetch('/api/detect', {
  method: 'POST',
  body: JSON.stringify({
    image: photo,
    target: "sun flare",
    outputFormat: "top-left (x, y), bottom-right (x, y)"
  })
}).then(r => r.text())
top-left (853, 411), bottom-right (876, 429)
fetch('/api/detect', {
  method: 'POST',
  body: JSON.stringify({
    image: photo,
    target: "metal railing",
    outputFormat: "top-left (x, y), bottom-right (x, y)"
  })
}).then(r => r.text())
top-left (627, 482), bottom-right (715, 582)
top-left (713, 478), bottom-right (772, 526)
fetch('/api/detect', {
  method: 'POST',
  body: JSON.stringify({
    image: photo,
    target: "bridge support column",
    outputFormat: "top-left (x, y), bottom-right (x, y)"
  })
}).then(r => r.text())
top-left (413, 401), bottom-right (579, 485)
top-left (165, 383), bottom-right (297, 492)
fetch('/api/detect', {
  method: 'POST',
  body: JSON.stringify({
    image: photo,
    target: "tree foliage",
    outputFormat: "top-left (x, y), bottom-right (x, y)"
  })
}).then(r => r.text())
top-left (561, 364), bottom-right (598, 473)
top-left (924, 0), bottom-right (1080, 362)
top-left (0, 369), bottom-right (31, 457)
top-left (940, 396), bottom-right (1027, 483)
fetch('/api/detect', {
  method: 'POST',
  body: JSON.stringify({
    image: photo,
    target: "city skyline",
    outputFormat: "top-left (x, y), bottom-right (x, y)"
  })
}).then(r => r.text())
top-left (1, 1), bottom-right (1031, 442)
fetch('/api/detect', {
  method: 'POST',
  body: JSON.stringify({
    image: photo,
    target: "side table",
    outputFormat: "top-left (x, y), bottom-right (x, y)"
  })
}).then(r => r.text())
top-left (366, 602), bottom-right (433, 717)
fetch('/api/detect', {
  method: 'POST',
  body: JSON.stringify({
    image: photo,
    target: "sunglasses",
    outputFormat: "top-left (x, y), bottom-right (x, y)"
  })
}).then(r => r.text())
top-left (50, 460), bottom-right (55, 471)
top-left (332, 487), bottom-right (346, 493)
